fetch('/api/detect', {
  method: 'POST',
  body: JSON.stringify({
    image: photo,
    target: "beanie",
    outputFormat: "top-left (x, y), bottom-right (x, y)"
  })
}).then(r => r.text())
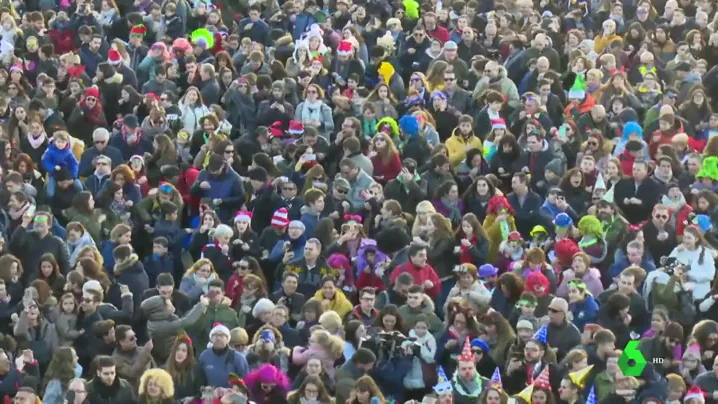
top-left (271, 208), bottom-right (289, 228)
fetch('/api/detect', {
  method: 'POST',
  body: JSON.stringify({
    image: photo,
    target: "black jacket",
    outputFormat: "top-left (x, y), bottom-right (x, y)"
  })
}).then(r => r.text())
top-left (613, 177), bottom-right (665, 224)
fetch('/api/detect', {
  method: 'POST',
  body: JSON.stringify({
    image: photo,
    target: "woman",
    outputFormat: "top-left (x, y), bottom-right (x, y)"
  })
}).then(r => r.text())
top-left (679, 85), bottom-right (712, 134)
top-left (489, 134), bottom-right (523, 191)
top-left (481, 310), bottom-right (516, 371)
top-left (178, 86), bottom-right (210, 133)
top-left (14, 298), bottom-right (59, 370)
top-left (63, 192), bottom-right (103, 242)
top-left (435, 307), bottom-right (480, 376)
top-left (559, 168), bottom-right (591, 216)
top-left (38, 254), bottom-right (66, 298)
top-left (444, 259), bottom-right (491, 316)
top-left (556, 252), bottom-right (604, 298)
top-left (103, 164), bottom-right (142, 205)
top-left (456, 213), bottom-right (490, 266)
top-left (65, 222), bottom-right (97, 269)
top-left (567, 279), bottom-right (600, 332)
top-left (13, 153), bottom-right (44, 192)
top-left (463, 176), bottom-right (498, 223)
top-left (490, 272), bottom-right (524, 319)
top-left (312, 276), bottom-right (352, 319)
top-left (231, 211), bottom-right (261, 263)
top-left (179, 258), bottom-right (219, 302)
top-left (67, 87), bottom-right (108, 145)
top-left (138, 368), bottom-right (175, 404)
top-left (670, 226), bottom-right (716, 302)
top-left (221, 77), bottom-right (257, 137)
top-left (164, 333), bottom-right (199, 401)
top-left (42, 347), bottom-right (81, 404)
top-left (287, 375), bottom-right (334, 404)
top-left (367, 83), bottom-right (399, 119)
top-left (0, 255), bottom-right (23, 306)
top-left (369, 132), bottom-right (402, 184)
top-left (343, 320), bottom-right (366, 362)
top-left (295, 84), bottom-right (334, 140)
top-left (432, 181), bottom-right (465, 229)
top-left (17, 114), bottom-right (48, 166)
top-left (479, 384), bottom-right (509, 404)
top-left (425, 213), bottom-right (457, 310)
top-left (145, 133), bottom-right (177, 186)
top-left (483, 195), bottom-right (518, 262)
top-left (244, 364), bottom-right (291, 403)
top-left (597, 292), bottom-right (633, 348)
top-left (6, 105), bottom-right (29, 146)
top-left (236, 274), bottom-right (269, 334)
top-left (188, 210), bottom-right (221, 259)
top-left (348, 375), bottom-right (386, 404)
top-left (370, 304), bottom-right (405, 336)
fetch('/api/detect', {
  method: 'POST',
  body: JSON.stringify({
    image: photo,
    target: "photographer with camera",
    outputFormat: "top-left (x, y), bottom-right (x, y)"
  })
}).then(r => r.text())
top-left (360, 329), bottom-right (414, 404)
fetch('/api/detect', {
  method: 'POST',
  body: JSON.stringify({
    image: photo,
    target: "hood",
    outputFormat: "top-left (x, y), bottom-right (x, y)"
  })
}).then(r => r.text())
top-left (139, 368), bottom-right (174, 398)
top-left (104, 73), bottom-right (123, 85)
top-left (140, 295), bottom-right (170, 319)
top-left (114, 253), bottom-right (140, 274)
top-left (68, 230), bottom-right (95, 248)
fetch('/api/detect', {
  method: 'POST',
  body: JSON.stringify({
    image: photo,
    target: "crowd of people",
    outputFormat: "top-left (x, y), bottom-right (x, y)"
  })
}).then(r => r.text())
top-left (0, 0), bottom-right (718, 402)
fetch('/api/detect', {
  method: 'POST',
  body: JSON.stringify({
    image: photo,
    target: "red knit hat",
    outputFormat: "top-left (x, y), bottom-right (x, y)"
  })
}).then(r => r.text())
top-left (84, 87), bottom-right (100, 99)
top-left (271, 208), bottom-right (289, 229)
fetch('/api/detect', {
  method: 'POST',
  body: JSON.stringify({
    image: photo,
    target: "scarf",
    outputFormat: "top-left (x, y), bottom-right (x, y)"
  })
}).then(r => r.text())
top-left (453, 372), bottom-right (483, 398)
top-left (499, 218), bottom-right (510, 241)
top-left (301, 99), bottom-right (323, 123)
top-left (193, 273), bottom-right (216, 294)
top-left (26, 132), bottom-right (46, 149)
top-left (441, 197), bottom-right (461, 223)
top-left (239, 293), bottom-right (258, 313)
top-left (662, 194), bottom-right (686, 228)
top-left (460, 235), bottom-right (478, 264)
top-left (80, 99), bottom-right (106, 126)
top-left (396, 171), bottom-right (420, 193)
top-left (362, 117), bottom-right (378, 139)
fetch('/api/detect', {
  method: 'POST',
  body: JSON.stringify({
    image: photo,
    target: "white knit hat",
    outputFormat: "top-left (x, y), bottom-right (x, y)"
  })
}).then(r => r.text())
top-left (251, 298), bottom-right (276, 318)
top-left (209, 322), bottom-right (231, 340)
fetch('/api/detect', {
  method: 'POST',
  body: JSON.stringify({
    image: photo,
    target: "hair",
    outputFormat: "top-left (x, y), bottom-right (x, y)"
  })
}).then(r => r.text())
top-left (0, 255), bottom-right (22, 282)
top-left (43, 347), bottom-right (76, 391)
top-left (184, 258), bottom-right (216, 277)
top-left (165, 334), bottom-right (196, 381)
top-left (498, 272), bottom-right (524, 300)
top-left (287, 375), bottom-right (333, 403)
top-left (352, 375), bottom-right (385, 402)
top-left (373, 304), bottom-right (405, 333)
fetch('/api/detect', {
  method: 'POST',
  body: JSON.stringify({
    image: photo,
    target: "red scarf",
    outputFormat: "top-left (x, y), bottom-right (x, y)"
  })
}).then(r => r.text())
top-left (459, 235), bottom-right (478, 264)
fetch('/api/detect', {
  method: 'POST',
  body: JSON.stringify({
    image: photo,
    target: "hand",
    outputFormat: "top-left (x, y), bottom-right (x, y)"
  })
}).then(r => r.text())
top-left (241, 243), bottom-right (250, 251)
top-left (97, 214), bottom-right (106, 223)
top-left (657, 232), bottom-right (668, 241)
top-left (461, 238), bottom-right (471, 247)
top-left (137, 176), bottom-right (147, 185)
top-left (341, 201), bottom-right (351, 212)
top-left (498, 167), bottom-right (505, 174)
top-left (220, 244), bottom-right (229, 255)
top-left (200, 295), bottom-right (210, 307)
top-left (195, 276), bottom-right (207, 286)
top-left (445, 339), bottom-right (457, 348)
top-left (144, 339), bottom-right (154, 351)
top-left (423, 280), bottom-right (434, 290)
top-left (144, 224), bottom-right (154, 234)
top-left (507, 358), bottom-right (521, 374)
top-left (213, 198), bottom-right (222, 205)
top-left (125, 200), bottom-right (133, 207)
top-left (282, 251), bottom-right (294, 263)
top-left (704, 350), bottom-right (714, 360)
top-left (200, 181), bottom-right (211, 190)
top-left (454, 246), bottom-right (461, 254)
top-left (54, 165), bottom-right (60, 171)
top-left (232, 239), bottom-right (243, 245)
top-left (119, 284), bottom-right (131, 296)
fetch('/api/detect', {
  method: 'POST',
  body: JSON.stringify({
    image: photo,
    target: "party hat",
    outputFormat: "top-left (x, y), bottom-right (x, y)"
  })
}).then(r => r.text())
top-left (377, 61), bottom-right (396, 85)
top-left (434, 366), bottom-right (453, 395)
top-left (568, 365), bottom-right (594, 389)
top-left (586, 386), bottom-right (597, 404)
top-left (534, 366), bottom-right (551, 390)
top-left (594, 173), bottom-right (606, 191)
top-left (458, 336), bottom-right (473, 362)
top-left (490, 367), bottom-right (503, 390)
top-left (532, 325), bottom-right (548, 345)
top-left (602, 183), bottom-right (615, 204)
top-left (191, 28), bottom-right (215, 49)
top-left (515, 384), bottom-right (534, 403)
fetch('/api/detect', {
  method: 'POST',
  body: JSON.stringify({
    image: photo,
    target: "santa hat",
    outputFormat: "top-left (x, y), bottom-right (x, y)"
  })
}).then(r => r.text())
top-left (234, 210), bottom-right (252, 224)
top-left (130, 24), bottom-right (147, 37)
top-left (228, 373), bottom-right (246, 387)
top-left (268, 121), bottom-right (284, 139)
top-left (683, 343), bottom-right (701, 361)
top-left (208, 322), bottom-right (230, 347)
top-left (491, 118), bottom-right (507, 130)
top-left (337, 40), bottom-right (353, 56)
top-left (271, 208), bottom-right (289, 228)
top-left (288, 120), bottom-right (304, 135)
top-left (534, 366), bottom-right (551, 390)
top-left (458, 336), bottom-right (474, 362)
top-left (108, 49), bottom-right (121, 65)
top-left (685, 386), bottom-right (706, 403)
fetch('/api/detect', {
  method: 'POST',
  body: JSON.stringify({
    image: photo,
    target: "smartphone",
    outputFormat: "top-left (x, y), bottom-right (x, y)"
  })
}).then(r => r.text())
top-left (25, 204), bottom-right (35, 218)
top-left (304, 153), bottom-right (316, 161)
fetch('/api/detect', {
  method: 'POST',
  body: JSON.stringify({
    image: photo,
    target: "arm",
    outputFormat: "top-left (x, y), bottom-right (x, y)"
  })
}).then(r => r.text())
top-left (700, 295), bottom-right (716, 313)
top-left (179, 277), bottom-right (204, 301)
top-left (116, 345), bottom-right (153, 379)
top-left (13, 311), bottom-right (30, 339)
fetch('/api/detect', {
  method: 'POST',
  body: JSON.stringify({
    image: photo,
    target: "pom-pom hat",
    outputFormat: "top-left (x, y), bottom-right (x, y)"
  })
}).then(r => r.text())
top-left (685, 386), bottom-right (706, 403)
top-left (271, 208), bottom-right (289, 228)
top-left (337, 40), bottom-right (353, 56)
top-left (209, 322), bottom-right (230, 339)
top-left (234, 210), bottom-right (252, 224)
top-left (108, 49), bottom-right (121, 65)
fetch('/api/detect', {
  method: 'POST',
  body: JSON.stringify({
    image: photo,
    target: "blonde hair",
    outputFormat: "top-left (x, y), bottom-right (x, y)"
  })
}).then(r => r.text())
top-left (184, 258), bottom-right (216, 277)
top-left (318, 311), bottom-right (342, 335)
top-left (138, 368), bottom-right (175, 399)
top-left (310, 329), bottom-right (345, 359)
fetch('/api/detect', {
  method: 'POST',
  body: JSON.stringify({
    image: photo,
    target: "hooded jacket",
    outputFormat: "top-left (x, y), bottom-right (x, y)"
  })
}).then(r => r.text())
top-left (42, 142), bottom-right (79, 178)
top-left (140, 296), bottom-right (206, 363)
top-left (312, 289), bottom-right (353, 319)
top-left (109, 254), bottom-right (149, 311)
top-left (445, 129), bottom-right (483, 168)
top-left (556, 268), bottom-right (604, 299)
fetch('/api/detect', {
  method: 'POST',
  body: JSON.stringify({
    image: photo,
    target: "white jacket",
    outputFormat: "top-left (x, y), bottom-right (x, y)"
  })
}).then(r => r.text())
top-left (670, 246), bottom-right (716, 301)
top-left (403, 329), bottom-right (437, 390)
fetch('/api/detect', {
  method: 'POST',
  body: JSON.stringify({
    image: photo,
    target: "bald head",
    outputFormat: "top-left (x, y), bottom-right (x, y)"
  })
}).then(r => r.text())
top-left (537, 57), bottom-right (550, 73)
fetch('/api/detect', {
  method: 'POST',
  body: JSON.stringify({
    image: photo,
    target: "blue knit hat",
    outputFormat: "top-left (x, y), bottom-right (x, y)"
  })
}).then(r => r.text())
top-left (398, 115), bottom-right (419, 138)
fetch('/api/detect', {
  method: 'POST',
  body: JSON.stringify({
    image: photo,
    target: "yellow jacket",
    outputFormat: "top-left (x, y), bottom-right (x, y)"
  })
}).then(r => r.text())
top-left (594, 34), bottom-right (622, 53)
top-left (313, 288), bottom-right (353, 319)
top-left (483, 214), bottom-right (517, 262)
top-left (445, 130), bottom-right (483, 167)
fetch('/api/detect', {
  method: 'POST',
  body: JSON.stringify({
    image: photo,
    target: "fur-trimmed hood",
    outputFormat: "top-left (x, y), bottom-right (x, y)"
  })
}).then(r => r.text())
top-left (139, 368), bottom-right (174, 398)
top-left (114, 253), bottom-right (139, 274)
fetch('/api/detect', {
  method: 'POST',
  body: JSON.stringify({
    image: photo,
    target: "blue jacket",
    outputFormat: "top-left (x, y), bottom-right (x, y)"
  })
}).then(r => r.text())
top-left (238, 18), bottom-right (270, 44)
top-left (78, 146), bottom-right (124, 177)
top-left (79, 43), bottom-right (104, 78)
top-left (299, 207), bottom-right (320, 239)
top-left (372, 357), bottom-right (413, 404)
top-left (100, 240), bottom-right (118, 274)
top-left (569, 295), bottom-right (599, 332)
top-left (268, 235), bottom-right (306, 264)
top-left (197, 348), bottom-right (249, 387)
top-left (84, 172), bottom-right (111, 196)
top-left (293, 12), bottom-right (317, 39)
top-left (143, 254), bottom-right (175, 288)
top-left (99, 182), bottom-right (142, 204)
top-left (108, 256), bottom-right (149, 311)
top-left (42, 143), bottom-right (79, 178)
top-left (190, 167), bottom-right (244, 222)
top-left (607, 250), bottom-right (656, 282)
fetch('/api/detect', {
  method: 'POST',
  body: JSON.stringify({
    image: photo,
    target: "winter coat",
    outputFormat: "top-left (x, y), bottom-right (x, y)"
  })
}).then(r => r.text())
top-left (42, 142), bottom-right (79, 178)
top-left (190, 166), bottom-right (244, 223)
top-left (140, 296), bottom-right (206, 363)
top-left (569, 295), bottom-right (600, 332)
top-left (10, 226), bottom-right (71, 283)
top-left (86, 376), bottom-right (136, 404)
top-left (190, 304), bottom-right (241, 350)
top-left (403, 329), bottom-right (437, 390)
top-left (109, 254), bottom-right (149, 311)
top-left (197, 347), bottom-right (249, 386)
top-left (13, 311), bottom-right (60, 368)
top-left (556, 268), bottom-right (604, 299)
top-left (389, 260), bottom-right (441, 298)
top-left (55, 312), bottom-right (82, 347)
top-left (443, 280), bottom-right (492, 314)
top-left (311, 288), bottom-right (353, 319)
top-left (670, 245), bottom-right (716, 301)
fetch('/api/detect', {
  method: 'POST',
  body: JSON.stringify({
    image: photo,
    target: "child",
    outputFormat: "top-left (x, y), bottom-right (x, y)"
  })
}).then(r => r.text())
top-left (404, 315), bottom-right (438, 393)
top-left (150, 201), bottom-right (183, 250)
top-left (354, 242), bottom-right (390, 292)
top-left (101, 224), bottom-right (132, 273)
top-left (175, 130), bottom-right (192, 165)
top-left (55, 292), bottom-right (83, 346)
top-left (508, 292), bottom-right (540, 331)
top-left (342, 73), bottom-right (360, 100)
top-left (496, 231), bottom-right (525, 274)
top-left (648, 114), bottom-right (680, 156)
top-left (327, 253), bottom-right (356, 292)
top-left (679, 344), bottom-right (706, 385)
top-left (42, 131), bottom-right (81, 199)
top-left (143, 237), bottom-right (175, 288)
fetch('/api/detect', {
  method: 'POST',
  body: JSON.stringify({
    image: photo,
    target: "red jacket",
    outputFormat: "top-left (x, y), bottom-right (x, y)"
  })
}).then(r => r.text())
top-left (648, 129), bottom-right (677, 156)
top-left (356, 269), bottom-right (386, 292)
top-left (370, 152), bottom-right (402, 184)
top-left (389, 260), bottom-right (441, 298)
top-left (618, 149), bottom-right (637, 176)
top-left (672, 203), bottom-right (693, 238)
top-left (178, 167), bottom-right (201, 210)
top-left (427, 26), bottom-right (450, 44)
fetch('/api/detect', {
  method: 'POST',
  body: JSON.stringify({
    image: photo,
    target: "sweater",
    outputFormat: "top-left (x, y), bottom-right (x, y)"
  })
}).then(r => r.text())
top-left (197, 347), bottom-right (249, 387)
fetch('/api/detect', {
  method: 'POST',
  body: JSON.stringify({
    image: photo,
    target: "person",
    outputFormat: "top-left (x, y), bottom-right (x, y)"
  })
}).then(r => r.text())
top-left (85, 356), bottom-right (136, 404)
top-left (111, 325), bottom-right (155, 389)
top-left (196, 322), bottom-right (250, 387)
top-left (11, 211), bottom-right (71, 283)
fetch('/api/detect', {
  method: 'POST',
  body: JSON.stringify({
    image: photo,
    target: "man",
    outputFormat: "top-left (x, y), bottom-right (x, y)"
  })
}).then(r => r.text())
top-left (577, 105), bottom-right (609, 140)
top-left (446, 115), bottom-right (482, 168)
top-left (0, 349), bottom-right (38, 401)
top-left (299, 188), bottom-right (324, 238)
top-left (112, 325), bottom-right (155, 389)
top-left (598, 269), bottom-right (649, 334)
top-left (199, 63), bottom-right (220, 105)
top-left (422, 12), bottom-right (449, 44)
top-left (523, 131), bottom-right (554, 193)
top-left (65, 378), bottom-right (90, 404)
top-left (474, 61), bottom-right (520, 109)
top-left (141, 64), bottom-right (178, 96)
top-left (421, 154), bottom-right (455, 200)
top-left (515, 33), bottom-right (560, 81)
top-left (346, 287), bottom-right (380, 327)
top-left (276, 176), bottom-right (304, 221)
top-left (191, 154), bottom-right (244, 223)
top-left (141, 273), bottom-right (192, 316)
top-left (545, 298), bottom-right (582, 362)
top-left (89, 319), bottom-right (116, 357)
top-left (505, 330), bottom-right (560, 395)
top-left (607, 240), bottom-right (656, 282)
top-left (13, 387), bottom-right (39, 404)
top-left (11, 212), bottom-right (70, 283)
top-left (432, 41), bottom-right (470, 83)
top-left (449, 338), bottom-right (486, 401)
top-left (270, 272), bottom-right (306, 325)
top-left (588, 329), bottom-right (616, 372)
top-left (642, 204), bottom-right (679, 263)
top-left (238, 5), bottom-right (270, 44)
top-left (442, 70), bottom-right (472, 114)
top-left (614, 161), bottom-right (664, 224)
top-left (335, 348), bottom-right (377, 404)
top-left (75, 289), bottom-right (105, 367)
top-left (638, 321), bottom-right (684, 376)
top-left (86, 356), bottom-right (136, 404)
top-left (376, 272), bottom-right (413, 309)
top-left (338, 158), bottom-right (375, 211)
top-left (596, 200), bottom-right (629, 265)
top-left (539, 188), bottom-right (577, 225)
top-left (269, 305), bottom-right (300, 348)
top-left (399, 26), bottom-right (431, 80)
top-left (190, 279), bottom-right (239, 349)
top-left (80, 34), bottom-right (105, 78)
top-left (79, 128), bottom-right (123, 177)
top-left (109, 114), bottom-right (153, 160)
top-left (256, 81), bottom-right (295, 128)
top-left (398, 285), bottom-right (444, 334)
top-left (83, 155), bottom-right (112, 197)
top-left (389, 244), bottom-right (441, 299)
top-left (197, 322), bottom-right (249, 387)
top-left (508, 172), bottom-right (544, 236)
top-left (141, 292), bottom-right (208, 364)
top-left (281, 238), bottom-right (332, 297)
top-left (629, 52), bottom-right (669, 88)
top-left (696, 356), bottom-right (718, 404)
top-left (385, 158), bottom-right (428, 214)
top-left (519, 56), bottom-right (550, 95)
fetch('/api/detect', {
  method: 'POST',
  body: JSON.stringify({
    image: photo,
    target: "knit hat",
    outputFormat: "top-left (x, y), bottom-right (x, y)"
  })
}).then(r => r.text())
top-left (123, 114), bottom-right (139, 129)
top-left (398, 115), bottom-right (420, 138)
top-left (84, 86), bottom-right (100, 99)
top-left (663, 321), bottom-right (684, 341)
top-left (545, 158), bottom-right (566, 178)
top-left (517, 319), bottom-right (535, 330)
top-left (234, 210), bottom-right (252, 224)
top-left (289, 220), bottom-right (305, 231)
top-left (271, 208), bottom-right (289, 228)
top-left (491, 118), bottom-right (507, 130)
top-left (478, 264), bottom-right (498, 277)
top-left (251, 298), bottom-right (276, 318)
top-left (548, 297), bottom-right (569, 314)
top-left (209, 322), bottom-right (231, 339)
top-left (337, 40), bottom-right (353, 56)
top-left (683, 343), bottom-right (701, 361)
top-left (108, 49), bottom-right (121, 65)
top-left (685, 386), bottom-right (706, 403)
top-left (470, 338), bottom-right (489, 353)
top-left (130, 24), bottom-right (147, 37)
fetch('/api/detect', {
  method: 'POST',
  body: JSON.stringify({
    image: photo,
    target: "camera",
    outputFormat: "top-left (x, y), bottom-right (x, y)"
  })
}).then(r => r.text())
top-left (659, 256), bottom-right (684, 277)
top-left (359, 331), bottom-right (419, 360)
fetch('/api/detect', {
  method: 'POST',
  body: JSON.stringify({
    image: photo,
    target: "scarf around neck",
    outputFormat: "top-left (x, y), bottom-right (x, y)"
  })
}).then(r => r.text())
top-left (27, 132), bottom-right (46, 149)
top-left (301, 99), bottom-right (323, 123)
top-left (441, 197), bottom-right (462, 223)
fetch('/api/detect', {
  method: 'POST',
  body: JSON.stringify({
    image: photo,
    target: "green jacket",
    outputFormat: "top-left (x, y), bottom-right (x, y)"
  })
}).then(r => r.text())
top-left (64, 207), bottom-right (103, 242)
top-left (398, 300), bottom-right (445, 336)
top-left (593, 371), bottom-right (615, 401)
top-left (191, 304), bottom-right (240, 349)
top-left (135, 192), bottom-right (184, 226)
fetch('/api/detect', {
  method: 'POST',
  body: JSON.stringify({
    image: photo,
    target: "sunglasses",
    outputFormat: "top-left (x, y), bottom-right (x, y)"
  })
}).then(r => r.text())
top-left (588, 141), bottom-right (598, 146)
top-left (336, 188), bottom-right (348, 194)
top-left (444, 77), bottom-right (456, 81)
top-left (654, 214), bottom-right (668, 220)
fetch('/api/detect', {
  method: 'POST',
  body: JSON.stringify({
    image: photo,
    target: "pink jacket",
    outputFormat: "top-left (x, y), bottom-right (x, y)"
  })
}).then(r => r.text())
top-left (556, 267), bottom-right (604, 299)
top-left (291, 346), bottom-right (336, 378)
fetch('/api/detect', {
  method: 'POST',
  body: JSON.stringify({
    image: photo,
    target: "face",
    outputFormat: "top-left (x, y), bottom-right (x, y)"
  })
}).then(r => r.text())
top-left (632, 163), bottom-right (647, 181)
top-left (559, 380), bottom-right (575, 401)
top-left (653, 208), bottom-right (669, 227)
top-left (321, 281), bottom-right (335, 299)
top-left (98, 366), bottom-right (116, 386)
top-left (382, 314), bottom-right (396, 330)
top-left (618, 275), bottom-right (635, 293)
top-left (683, 231), bottom-right (697, 248)
top-left (532, 390), bottom-right (548, 404)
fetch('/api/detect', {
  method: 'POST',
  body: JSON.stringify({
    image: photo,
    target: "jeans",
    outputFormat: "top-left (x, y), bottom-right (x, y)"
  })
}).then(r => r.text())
top-left (46, 176), bottom-right (83, 198)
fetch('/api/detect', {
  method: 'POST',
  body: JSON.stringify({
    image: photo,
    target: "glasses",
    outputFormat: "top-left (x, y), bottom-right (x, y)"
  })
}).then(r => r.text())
top-left (587, 141), bottom-right (598, 146)
top-left (411, 77), bottom-right (421, 82)
top-left (654, 214), bottom-right (668, 220)
top-left (82, 298), bottom-right (94, 304)
top-left (86, 97), bottom-right (97, 102)
top-left (336, 188), bottom-right (348, 194)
